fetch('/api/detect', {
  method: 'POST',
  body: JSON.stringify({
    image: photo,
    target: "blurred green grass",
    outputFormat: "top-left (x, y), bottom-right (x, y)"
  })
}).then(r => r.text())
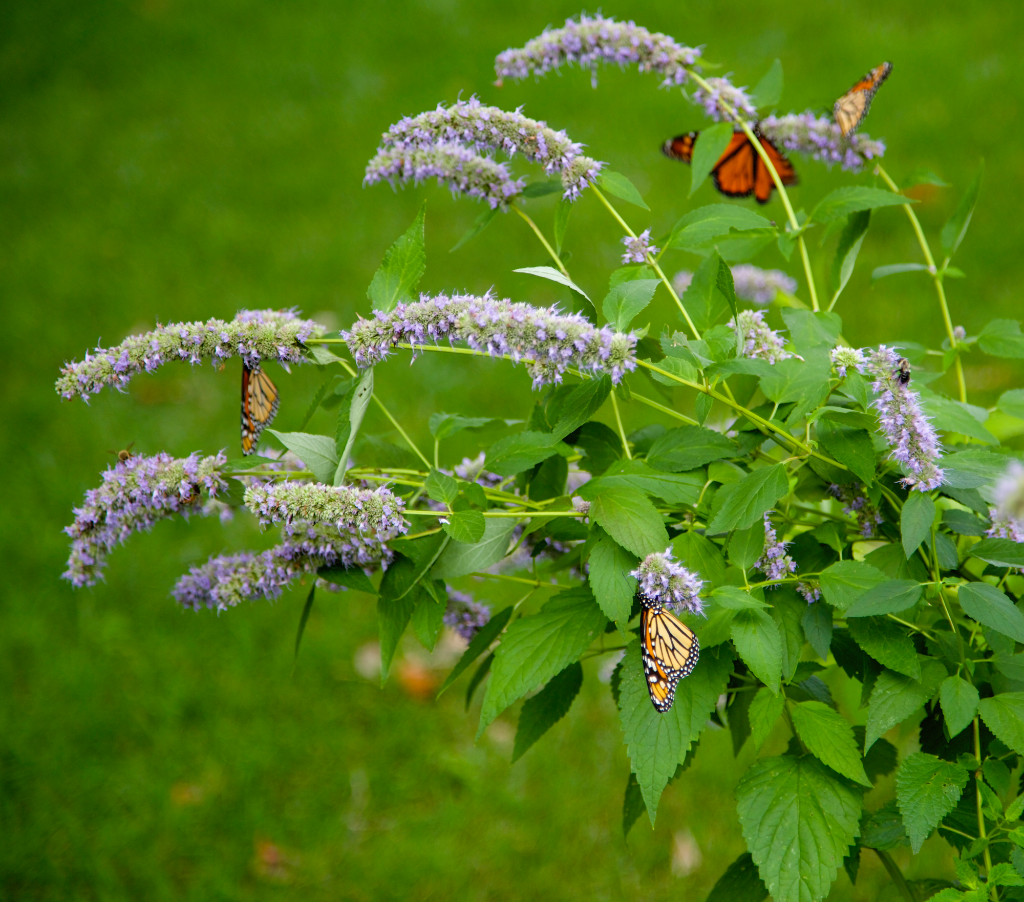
top-left (2, 0), bottom-right (1022, 898)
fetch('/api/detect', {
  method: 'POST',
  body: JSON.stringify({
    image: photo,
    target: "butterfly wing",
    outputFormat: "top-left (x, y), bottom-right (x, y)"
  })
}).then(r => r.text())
top-left (641, 605), bottom-right (700, 713)
top-left (711, 133), bottom-right (758, 200)
top-left (833, 62), bottom-right (892, 138)
top-left (661, 133), bottom-right (697, 163)
top-left (753, 135), bottom-right (799, 204)
top-left (241, 364), bottom-right (280, 455)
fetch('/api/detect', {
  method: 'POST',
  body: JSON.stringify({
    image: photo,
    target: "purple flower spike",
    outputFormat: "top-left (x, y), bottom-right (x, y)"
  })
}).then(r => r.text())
top-left (64, 451), bottom-right (228, 587)
top-left (759, 112), bottom-right (885, 173)
top-left (692, 76), bottom-right (757, 124)
top-left (631, 548), bottom-right (705, 616)
top-left (443, 589), bottom-right (492, 641)
top-left (865, 346), bottom-right (944, 492)
top-left (621, 229), bottom-right (658, 264)
top-left (797, 582), bottom-right (822, 604)
top-left (56, 310), bottom-right (324, 401)
top-left (730, 265), bottom-right (797, 305)
top-left (828, 483), bottom-right (883, 537)
top-left (987, 461), bottom-right (1024, 542)
top-left (755, 512), bottom-right (797, 582)
top-left (731, 310), bottom-right (794, 365)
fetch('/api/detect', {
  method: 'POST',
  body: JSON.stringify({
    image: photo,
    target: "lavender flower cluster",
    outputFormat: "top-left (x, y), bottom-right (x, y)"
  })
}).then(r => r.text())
top-left (755, 512), bottom-right (797, 581)
top-left (692, 76), bottom-right (758, 124)
top-left (730, 264), bottom-right (797, 305)
top-left (56, 309), bottom-right (324, 401)
top-left (443, 588), bottom-right (492, 641)
top-left (243, 482), bottom-right (408, 555)
top-left (495, 13), bottom-right (701, 89)
top-left (621, 229), bottom-right (659, 264)
top-left (173, 521), bottom-right (392, 612)
top-left (454, 453), bottom-right (504, 489)
top-left (987, 461), bottom-right (1024, 543)
top-left (830, 346), bottom-right (867, 378)
top-left (797, 582), bottom-right (822, 604)
top-left (631, 548), bottom-right (705, 616)
top-left (64, 452), bottom-right (228, 587)
top-left (731, 310), bottom-right (794, 365)
top-left (828, 483), bottom-right (884, 538)
top-left (866, 346), bottom-right (944, 492)
top-left (760, 113), bottom-right (886, 173)
top-left (343, 291), bottom-right (638, 389)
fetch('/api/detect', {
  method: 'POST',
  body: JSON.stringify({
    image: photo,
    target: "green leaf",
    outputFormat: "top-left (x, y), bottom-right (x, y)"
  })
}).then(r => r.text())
top-left (587, 531), bottom-right (638, 623)
top-left (865, 659), bottom-right (946, 751)
top-left (896, 752), bottom-right (969, 853)
top-left (668, 204), bottom-right (773, 250)
top-left (425, 468), bottom-right (459, 505)
top-left (293, 584), bottom-right (316, 661)
top-left (318, 565), bottom-right (377, 595)
top-left (780, 309), bottom-right (843, 354)
top-left (551, 376), bottom-right (611, 440)
top-left (579, 460), bottom-right (703, 506)
top-left (689, 123), bottom-right (735, 196)
top-left (819, 560), bottom-right (887, 611)
top-left (334, 367), bottom-right (374, 484)
top-left (436, 606), bottom-right (512, 698)
top-left (829, 210), bottom-right (870, 304)
top-left (803, 602), bottom-right (833, 661)
top-left (860, 800), bottom-right (909, 851)
top-left (646, 425), bottom-right (736, 473)
top-left (706, 852), bottom-right (770, 902)
top-left (377, 557), bottom-right (420, 683)
top-left (978, 319), bottom-right (1024, 359)
top-left (942, 449), bottom-right (1009, 488)
top-left (706, 464), bottom-right (789, 535)
top-left (443, 509), bottom-right (485, 544)
top-left (618, 642), bottom-right (733, 822)
top-left (978, 693), bottom-right (1024, 755)
top-left (589, 486), bottom-right (668, 557)
top-left (553, 200), bottom-right (572, 255)
top-left (771, 590), bottom-right (805, 683)
top-left (970, 538), bottom-right (1024, 568)
top-left (815, 418), bottom-right (876, 485)
top-left (478, 588), bottom-right (606, 736)
top-left (748, 687), bottom-right (784, 751)
top-left (596, 169), bottom-right (649, 210)
top-left (511, 661), bottom-right (583, 763)
top-left (266, 430), bottom-right (338, 484)
top-left (431, 519), bottom-right (516, 580)
top-left (848, 616), bottom-right (921, 678)
top-left (731, 609), bottom-right (783, 694)
top-left (918, 394), bottom-right (997, 444)
top-left (513, 266), bottom-right (591, 305)
top-left (941, 163), bottom-right (983, 258)
top-left (752, 58), bottom-right (783, 106)
top-left (729, 520), bottom-right (766, 571)
top-left (792, 700), bottom-right (871, 786)
top-left (410, 586), bottom-right (446, 651)
top-left (736, 755), bottom-right (862, 902)
top-left (760, 350), bottom-right (833, 422)
top-left (521, 179), bottom-right (562, 198)
top-left (450, 205), bottom-right (498, 252)
top-left (465, 653), bottom-right (493, 710)
top-left (810, 186), bottom-right (914, 224)
top-left (997, 388), bottom-right (1024, 419)
top-left (428, 412), bottom-right (497, 440)
top-left (485, 431), bottom-right (566, 476)
top-left (871, 263), bottom-right (929, 282)
top-left (367, 201), bottom-right (425, 312)
top-left (959, 582), bottom-right (1024, 643)
top-left (940, 676), bottom-right (979, 738)
top-left (846, 580), bottom-right (923, 619)
top-left (602, 279), bottom-right (659, 332)
top-left (903, 168), bottom-right (950, 188)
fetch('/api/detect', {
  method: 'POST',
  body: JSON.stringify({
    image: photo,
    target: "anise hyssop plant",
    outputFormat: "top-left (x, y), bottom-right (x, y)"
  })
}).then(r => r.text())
top-left (58, 14), bottom-right (1024, 902)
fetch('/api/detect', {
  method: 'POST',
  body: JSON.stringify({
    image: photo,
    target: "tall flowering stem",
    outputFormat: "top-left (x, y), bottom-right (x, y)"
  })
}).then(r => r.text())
top-left (875, 165), bottom-right (967, 403)
top-left (343, 291), bottom-right (637, 388)
top-left (56, 310), bottom-right (325, 401)
top-left (64, 452), bottom-right (228, 587)
top-left (756, 512), bottom-right (798, 582)
top-left (631, 548), bottom-right (705, 616)
top-left (865, 346), bottom-right (944, 492)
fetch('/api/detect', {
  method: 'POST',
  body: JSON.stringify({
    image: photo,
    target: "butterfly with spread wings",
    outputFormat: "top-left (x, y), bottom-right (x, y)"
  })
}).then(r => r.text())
top-left (241, 364), bottom-right (280, 455)
top-left (639, 590), bottom-right (700, 713)
top-left (833, 62), bottom-right (892, 138)
top-left (662, 130), bottom-right (798, 204)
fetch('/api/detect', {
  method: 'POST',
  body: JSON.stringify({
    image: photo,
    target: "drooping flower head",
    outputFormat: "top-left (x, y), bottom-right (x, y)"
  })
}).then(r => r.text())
top-left (621, 229), bottom-right (659, 264)
top-left (495, 13), bottom-right (701, 89)
top-left (64, 452), bottom-right (228, 587)
top-left (731, 310), bottom-right (794, 365)
top-left (56, 310), bottom-right (324, 401)
top-left (730, 264), bottom-right (797, 305)
top-left (987, 461), bottom-right (1024, 543)
top-left (759, 112), bottom-right (886, 172)
top-left (865, 346), bottom-right (944, 492)
top-left (631, 548), bottom-right (705, 616)
top-left (797, 582), bottom-right (822, 604)
top-left (343, 291), bottom-right (637, 389)
top-left (828, 483), bottom-right (884, 538)
top-left (755, 511), bottom-right (797, 582)
top-left (691, 76), bottom-right (757, 124)
top-left (830, 346), bottom-right (867, 378)
top-left (443, 589), bottom-right (492, 641)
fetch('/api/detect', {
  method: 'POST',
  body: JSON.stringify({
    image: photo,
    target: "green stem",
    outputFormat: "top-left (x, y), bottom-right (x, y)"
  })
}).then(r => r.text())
top-left (974, 716), bottom-right (999, 900)
top-left (513, 204), bottom-right (571, 277)
top-left (609, 390), bottom-right (632, 460)
top-left (470, 571), bottom-right (570, 590)
top-left (875, 164), bottom-right (967, 403)
top-left (629, 390), bottom-right (699, 426)
top-left (873, 849), bottom-right (918, 902)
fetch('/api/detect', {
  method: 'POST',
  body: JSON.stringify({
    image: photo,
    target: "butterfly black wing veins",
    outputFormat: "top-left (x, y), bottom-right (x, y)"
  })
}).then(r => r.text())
top-left (639, 590), bottom-right (700, 713)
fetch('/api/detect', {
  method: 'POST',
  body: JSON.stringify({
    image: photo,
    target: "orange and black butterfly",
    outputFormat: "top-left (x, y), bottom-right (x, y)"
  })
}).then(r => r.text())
top-left (833, 62), bottom-right (892, 138)
top-left (639, 590), bottom-right (700, 713)
top-left (241, 364), bottom-right (280, 455)
top-left (662, 131), bottom-right (798, 204)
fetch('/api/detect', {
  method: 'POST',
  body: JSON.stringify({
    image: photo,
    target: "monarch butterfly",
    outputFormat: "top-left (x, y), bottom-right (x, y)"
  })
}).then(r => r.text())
top-left (833, 62), bottom-right (892, 138)
top-left (639, 590), bottom-right (700, 713)
top-left (241, 364), bottom-right (280, 455)
top-left (662, 131), bottom-right (798, 204)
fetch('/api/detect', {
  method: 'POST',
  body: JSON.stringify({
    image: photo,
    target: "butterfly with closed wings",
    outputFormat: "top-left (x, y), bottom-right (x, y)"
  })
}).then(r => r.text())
top-left (833, 62), bottom-right (892, 138)
top-left (639, 589), bottom-right (700, 713)
top-left (241, 364), bottom-right (280, 455)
